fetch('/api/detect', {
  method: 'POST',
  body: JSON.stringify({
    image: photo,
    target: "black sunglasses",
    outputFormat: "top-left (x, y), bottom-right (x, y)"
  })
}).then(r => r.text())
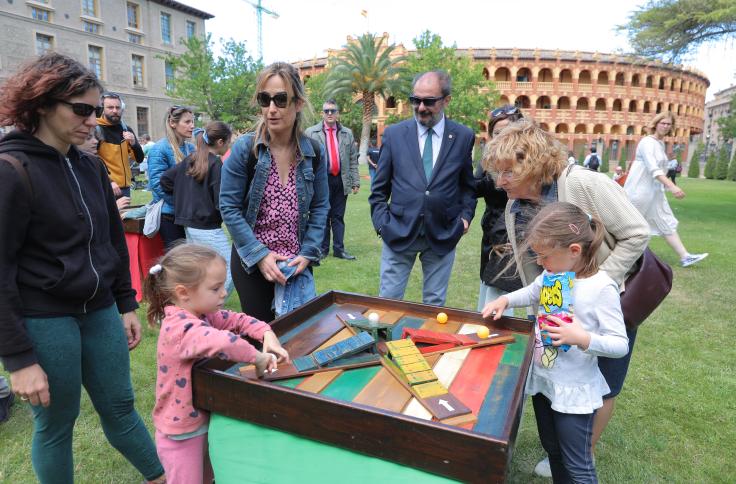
top-left (256, 91), bottom-right (289, 108)
top-left (491, 106), bottom-right (520, 118)
top-left (58, 100), bottom-right (103, 117)
top-left (408, 95), bottom-right (445, 107)
top-left (323, 108), bottom-right (338, 115)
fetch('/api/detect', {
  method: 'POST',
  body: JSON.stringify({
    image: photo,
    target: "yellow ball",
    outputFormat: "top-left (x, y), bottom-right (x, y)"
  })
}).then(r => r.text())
top-left (476, 326), bottom-right (490, 339)
top-left (436, 312), bottom-right (448, 324)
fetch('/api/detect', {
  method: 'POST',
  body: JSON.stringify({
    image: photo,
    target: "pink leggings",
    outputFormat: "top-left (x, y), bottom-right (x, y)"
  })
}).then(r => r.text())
top-left (155, 430), bottom-right (214, 484)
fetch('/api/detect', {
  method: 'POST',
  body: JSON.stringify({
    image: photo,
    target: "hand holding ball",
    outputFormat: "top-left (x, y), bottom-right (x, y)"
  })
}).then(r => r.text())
top-left (436, 312), bottom-right (448, 324)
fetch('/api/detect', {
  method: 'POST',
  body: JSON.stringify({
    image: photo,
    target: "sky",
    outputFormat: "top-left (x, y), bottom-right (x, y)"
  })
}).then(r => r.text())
top-left (180, 0), bottom-right (736, 101)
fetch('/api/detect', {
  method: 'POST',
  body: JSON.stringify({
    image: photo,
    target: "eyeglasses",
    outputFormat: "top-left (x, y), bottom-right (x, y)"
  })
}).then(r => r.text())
top-left (493, 170), bottom-right (515, 181)
top-left (256, 91), bottom-right (289, 108)
top-left (58, 100), bottom-right (103, 118)
top-left (323, 109), bottom-right (338, 115)
top-left (408, 96), bottom-right (445, 107)
top-left (491, 106), bottom-right (520, 118)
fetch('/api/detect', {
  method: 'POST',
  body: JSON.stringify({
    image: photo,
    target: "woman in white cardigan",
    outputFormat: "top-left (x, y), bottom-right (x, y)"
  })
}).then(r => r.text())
top-left (481, 119), bottom-right (649, 475)
top-left (624, 112), bottom-right (708, 267)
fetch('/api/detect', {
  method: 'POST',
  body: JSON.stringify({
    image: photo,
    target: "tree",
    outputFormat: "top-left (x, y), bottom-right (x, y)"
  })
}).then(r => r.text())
top-left (715, 144), bottom-right (730, 179)
top-left (727, 150), bottom-right (736, 181)
top-left (687, 141), bottom-right (704, 178)
top-left (396, 31), bottom-right (499, 134)
top-left (717, 93), bottom-right (736, 141)
top-left (601, 147), bottom-right (610, 173)
top-left (163, 34), bottom-right (261, 131)
top-left (325, 34), bottom-right (406, 164)
top-left (303, 72), bottom-right (362, 139)
top-left (619, 0), bottom-right (736, 62)
top-left (704, 151), bottom-right (717, 179)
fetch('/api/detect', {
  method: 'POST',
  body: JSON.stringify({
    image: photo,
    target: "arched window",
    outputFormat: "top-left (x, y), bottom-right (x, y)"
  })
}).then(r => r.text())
top-left (538, 68), bottom-right (553, 82)
top-left (631, 74), bottom-right (640, 87)
top-left (385, 96), bottom-right (396, 108)
top-left (576, 97), bottom-right (589, 110)
top-left (610, 125), bottom-right (622, 135)
top-left (515, 95), bottom-right (531, 108)
top-left (593, 124), bottom-right (605, 134)
top-left (670, 79), bottom-right (676, 91)
top-left (615, 72), bottom-right (625, 86)
top-left (626, 126), bottom-right (635, 135)
top-left (560, 69), bottom-right (573, 83)
top-left (579, 70), bottom-right (592, 84)
top-left (595, 98), bottom-right (607, 111)
top-left (517, 67), bottom-right (532, 82)
top-left (656, 102), bottom-right (663, 114)
top-left (555, 123), bottom-right (569, 134)
top-left (628, 100), bottom-right (637, 112)
top-left (597, 71), bottom-right (609, 85)
top-left (658, 77), bottom-right (666, 90)
top-left (494, 67), bottom-right (511, 81)
top-left (557, 96), bottom-right (571, 109)
top-left (539, 122), bottom-right (550, 132)
top-left (482, 67), bottom-right (490, 80)
top-left (643, 101), bottom-right (651, 113)
top-left (498, 95), bottom-right (510, 105)
top-left (612, 99), bottom-right (622, 111)
top-left (536, 96), bottom-right (552, 109)
top-left (574, 124), bottom-right (587, 134)
top-left (646, 75), bottom-right (653, 88)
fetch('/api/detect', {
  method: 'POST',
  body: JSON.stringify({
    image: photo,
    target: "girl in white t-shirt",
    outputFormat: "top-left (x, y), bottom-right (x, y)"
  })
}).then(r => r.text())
top-left (483, 202), bottom-right (628, 483)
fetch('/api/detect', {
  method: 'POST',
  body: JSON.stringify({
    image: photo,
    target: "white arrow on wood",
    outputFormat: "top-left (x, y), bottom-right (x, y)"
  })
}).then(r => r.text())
top-left (438, 399), bottom-right (454, 412)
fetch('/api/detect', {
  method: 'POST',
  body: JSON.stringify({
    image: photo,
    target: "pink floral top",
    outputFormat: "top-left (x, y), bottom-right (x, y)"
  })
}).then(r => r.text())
top-left (153, 305), bottom-right (271, 436)
top-left (253, 153), bottom-right (300, 258)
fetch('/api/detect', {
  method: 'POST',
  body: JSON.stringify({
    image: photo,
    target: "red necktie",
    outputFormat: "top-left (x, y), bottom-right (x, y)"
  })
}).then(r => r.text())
top-left (327, 127), bottom-right (340, 176)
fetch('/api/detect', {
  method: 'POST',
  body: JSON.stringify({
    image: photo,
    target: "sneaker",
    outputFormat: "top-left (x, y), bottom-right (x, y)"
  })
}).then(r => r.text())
top-left (0, 393), bottom-right (15, 424)
top-left (681, 253), bottom-right (708, 267)
top-left (533, 456), bottom-right (552, 478)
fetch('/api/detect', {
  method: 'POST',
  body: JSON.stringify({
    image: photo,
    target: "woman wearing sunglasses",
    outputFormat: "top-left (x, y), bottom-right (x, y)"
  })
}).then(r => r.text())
top-left (0, 53), bottom-right (165, 483)
top-left (220, 62), bottom-right (329, 322)
top-left (147, 105), bottom-right (195, 248)
top-left (476, 105), bottom-right (525, 313)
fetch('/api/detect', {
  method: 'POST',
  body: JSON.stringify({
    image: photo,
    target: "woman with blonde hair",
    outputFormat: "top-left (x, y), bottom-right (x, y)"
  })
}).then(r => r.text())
top-left (220, 62), bottom-right (328, 322)
top-left (147, 105), bottom-right (195, 248)
top-left (624, 112), bottom-right (707, 267)
top-left (482, 118), bottom-right (649, 475)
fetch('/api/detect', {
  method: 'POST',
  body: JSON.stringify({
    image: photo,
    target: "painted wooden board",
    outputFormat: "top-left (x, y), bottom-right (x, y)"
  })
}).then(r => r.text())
top-left (448, 345), bottom-right (504, 415)
top-left (432, 348), bottom-right (471, 388)
top-left (473, 364), bottom-right (520, 437)
top-left (379, 310), bottom-right (405, 325)
top-left (316, 328), bottom-right (354, 351)
top-left (281, 304), bottom-right (368, 357)
top-left (296, 370), bottom-right (344, 394)
top-left (402, 398), bottom-right (432, 420)
top-left (352, 367), bottom-right (413, 413)
top-left (390, 316), bottom-right (426, 340)
top-left (320, 366), bottom-right (382, 402)
top-left (413, 381), bottom-right (447, 399)
top-left (420, 317), bottom-right (462, 335)
top-left (313, 332), bottom-right (374, 366)
top-left (423, 393), bottom-right (473, 421)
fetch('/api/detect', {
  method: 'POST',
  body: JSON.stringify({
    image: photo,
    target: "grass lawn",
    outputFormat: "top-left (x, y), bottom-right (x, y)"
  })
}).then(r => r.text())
top-left (1, 174), bottom-right (734, 483)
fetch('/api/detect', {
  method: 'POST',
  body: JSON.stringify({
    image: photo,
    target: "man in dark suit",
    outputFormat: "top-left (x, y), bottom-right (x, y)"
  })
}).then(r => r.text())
top-left (369, 70), bottom-right (476, 306)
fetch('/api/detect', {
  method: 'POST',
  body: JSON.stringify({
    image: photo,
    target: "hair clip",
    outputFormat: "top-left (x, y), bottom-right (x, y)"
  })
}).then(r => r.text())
top-left (568, 223), bottom-right (580, 235)
top-left (149, 264), bottom-right (163, 275)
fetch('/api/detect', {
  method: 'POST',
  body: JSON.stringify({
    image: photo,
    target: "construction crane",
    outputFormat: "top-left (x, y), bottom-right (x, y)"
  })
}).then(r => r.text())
top-left (243, 0), bottom-right (279, 61)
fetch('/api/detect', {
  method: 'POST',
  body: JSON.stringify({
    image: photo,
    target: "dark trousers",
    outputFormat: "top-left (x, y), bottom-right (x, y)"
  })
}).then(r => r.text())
top-left (230, 245), bottom-right (275, 323)
top-left (667, 169), bottom-right (677, 185)
top-left (322, 174), bottom-right (348, 255)
top-left (532, 394), bottom-right (597, 484)
top-left (159, 213), bottom-right (185, 250)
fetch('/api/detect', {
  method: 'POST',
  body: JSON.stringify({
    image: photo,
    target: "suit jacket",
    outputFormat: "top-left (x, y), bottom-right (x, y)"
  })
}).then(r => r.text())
top-left (369, 117), bottom-right (477, 256)
top-left (305, 121), bottom-right (360, 195)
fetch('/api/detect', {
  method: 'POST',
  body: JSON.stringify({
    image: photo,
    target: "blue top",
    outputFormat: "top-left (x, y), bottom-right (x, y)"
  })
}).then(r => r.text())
top-left (220, 133), bottom-right (329, 271)
top-left (147, 138), bottom-right (196, 215)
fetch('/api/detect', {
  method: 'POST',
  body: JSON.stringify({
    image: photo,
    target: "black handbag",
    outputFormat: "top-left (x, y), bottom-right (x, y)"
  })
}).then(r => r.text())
top-left (620, 248), bottom-right (673, 330)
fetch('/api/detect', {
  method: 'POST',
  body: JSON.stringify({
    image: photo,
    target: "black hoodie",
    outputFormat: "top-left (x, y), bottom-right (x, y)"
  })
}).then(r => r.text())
top-left (0, 130), bottom-right (138, 372)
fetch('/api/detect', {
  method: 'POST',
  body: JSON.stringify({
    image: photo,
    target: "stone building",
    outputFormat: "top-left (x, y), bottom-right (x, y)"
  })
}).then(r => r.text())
top-left (0, 0), bottom-right (212, 140)
top-left (294, 40), bottom-right (709, 166)
top-left (704, 84), bottom-right (735, 150)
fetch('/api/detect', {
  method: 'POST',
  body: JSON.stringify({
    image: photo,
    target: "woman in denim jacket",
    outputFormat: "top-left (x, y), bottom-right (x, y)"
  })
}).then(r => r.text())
top-left (220, 62), bottom-right (329, 322)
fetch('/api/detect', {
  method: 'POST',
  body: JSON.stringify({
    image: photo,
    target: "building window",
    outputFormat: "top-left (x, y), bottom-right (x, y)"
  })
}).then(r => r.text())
top-left (82, 0), bottom-right (97, 17)
top-left (186, 20), bottom-right (196, 39)
top-left (35, 33), bottom-right (53, 55)
top-left (88, 45), bottom-right (102, 79)
top-left (31, 7), bottom-right (51, 22)
top-left (131, 54), bottom-right (144, 87)
top-left (160, 12), bottom-right (171, 44)
top-left (83, 21), bottom-right (99, 33)
top-left (127, 2), bottom-right (140, 29)
top-left (165, 61), bottom-right (175, 91)
top-left (136, 107), bottom-right (149, 137)
top-left (128, 33), bottom-right (142, 44)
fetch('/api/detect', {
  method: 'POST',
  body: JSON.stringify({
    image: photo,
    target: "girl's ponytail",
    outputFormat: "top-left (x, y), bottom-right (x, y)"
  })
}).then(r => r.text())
top-left (187, 121), bottom-right (232, 183)
top-left (143, 264), bottom-right (168, 327)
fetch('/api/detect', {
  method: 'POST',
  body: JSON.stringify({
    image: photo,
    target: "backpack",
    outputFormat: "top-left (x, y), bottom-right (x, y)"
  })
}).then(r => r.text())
top-left (588, 154), bottom-right (600, 171)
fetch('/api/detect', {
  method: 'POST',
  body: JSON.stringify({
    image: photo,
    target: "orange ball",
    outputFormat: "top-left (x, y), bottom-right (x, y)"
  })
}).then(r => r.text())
top-left (436, 312), bottom-right (448, 324)
top-left (476, 326), bottom-right (490, 339)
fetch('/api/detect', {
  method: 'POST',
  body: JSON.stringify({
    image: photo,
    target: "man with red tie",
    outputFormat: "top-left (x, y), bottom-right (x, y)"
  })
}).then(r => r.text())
top-left (306, 99), bottom-right (360, 260)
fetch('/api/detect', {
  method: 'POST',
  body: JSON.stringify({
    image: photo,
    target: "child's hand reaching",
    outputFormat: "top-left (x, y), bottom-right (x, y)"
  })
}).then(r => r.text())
top-left (482, 296), bottom-right (509, 320)
top-left (254, 352), bottom-right (277, 378)
top-left (543, 315), bottom-right (591, 350)
top-left (262, 331), bottom-right (290, 364)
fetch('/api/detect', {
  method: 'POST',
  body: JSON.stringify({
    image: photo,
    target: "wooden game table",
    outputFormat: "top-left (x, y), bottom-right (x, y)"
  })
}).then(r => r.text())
top-left (193, 291), bottom-right (534, 483)
top-left (121, 209), bottom-right (163, 302)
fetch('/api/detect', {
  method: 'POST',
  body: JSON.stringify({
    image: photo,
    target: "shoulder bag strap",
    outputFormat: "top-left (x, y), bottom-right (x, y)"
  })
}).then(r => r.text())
top-left (0, 153), bottom-right (33, 197)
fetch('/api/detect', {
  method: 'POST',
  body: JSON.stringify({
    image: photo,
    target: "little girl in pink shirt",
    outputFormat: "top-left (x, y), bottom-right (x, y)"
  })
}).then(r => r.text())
top-left (144, 243), bottom-right (289, 483)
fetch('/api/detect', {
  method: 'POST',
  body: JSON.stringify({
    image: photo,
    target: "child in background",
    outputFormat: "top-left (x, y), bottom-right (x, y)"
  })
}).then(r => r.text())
top-left (482, 202), bottom-right (628, 483)
top-left (144, 243), bottom-right (289, 483)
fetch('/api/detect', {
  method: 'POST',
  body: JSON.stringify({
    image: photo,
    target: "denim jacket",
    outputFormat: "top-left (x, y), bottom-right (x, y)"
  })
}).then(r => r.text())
top-left (273, 259), bottom-right (317, 317)
top-left (147, 138), bottom-right (195, 215)
top-left (220, 133), bottom-right (329, 271)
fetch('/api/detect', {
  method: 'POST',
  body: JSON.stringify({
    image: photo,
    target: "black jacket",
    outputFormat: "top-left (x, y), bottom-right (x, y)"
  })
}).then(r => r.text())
top-left (0, 130), bottom-right (137, 372)
top-left (160, 152), bottom-right (223, 230)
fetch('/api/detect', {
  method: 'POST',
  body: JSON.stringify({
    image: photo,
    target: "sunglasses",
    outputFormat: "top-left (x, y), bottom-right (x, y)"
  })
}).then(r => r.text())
top-left (256, 91), bottom-right (289, 108)
top-left (408, 96), bottom-right (445, 107)
top-left (323, 109), bottom-right (338, 115)
top-left (58, 100), bottom-right (103, 117)
top-left (490, 106), bottom-right (520, 118)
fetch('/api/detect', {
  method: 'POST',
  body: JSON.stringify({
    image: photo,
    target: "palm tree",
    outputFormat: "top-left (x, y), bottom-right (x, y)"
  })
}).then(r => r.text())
top-left (325, 33), bottom-right (405, 164)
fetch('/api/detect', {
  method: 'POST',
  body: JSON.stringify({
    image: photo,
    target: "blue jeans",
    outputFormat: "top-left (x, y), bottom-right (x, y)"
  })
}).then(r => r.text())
top-left (0, 376), bottom-right (9, 398)
top-left (24, 304), bottom-right (163, 483)
top-left (185, 226), bottom-right (234, 296)
top-left (533, 394), bottom-right (597, 484)
top-left (379, 237), bottom-right (456, 306)
top-left (273, 259), bottom-right (316, 317)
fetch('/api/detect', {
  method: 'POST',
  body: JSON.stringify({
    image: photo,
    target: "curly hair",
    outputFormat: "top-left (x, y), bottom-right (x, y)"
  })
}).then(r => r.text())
top-left (481, 118), bottom-right (568, 194)
top-left (0, 52), bottom-right (103, 133)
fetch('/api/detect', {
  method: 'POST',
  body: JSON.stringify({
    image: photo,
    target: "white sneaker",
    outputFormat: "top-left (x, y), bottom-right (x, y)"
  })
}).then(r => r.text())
top-left (534, 456), bottom-right (552, 478)
top-left (681, 253), bottom-right (708, 267)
